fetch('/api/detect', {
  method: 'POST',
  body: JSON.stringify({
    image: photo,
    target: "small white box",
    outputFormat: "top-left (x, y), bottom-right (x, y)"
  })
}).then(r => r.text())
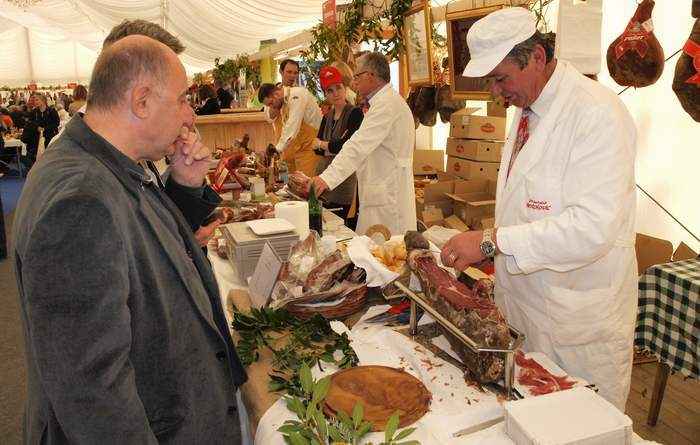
top-left (505, 387), bottom-right (632, 445)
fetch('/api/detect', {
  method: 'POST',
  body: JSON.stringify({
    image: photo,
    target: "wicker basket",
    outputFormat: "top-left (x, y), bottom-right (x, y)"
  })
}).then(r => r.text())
top-left (286, 285), bottom-right (369, 320)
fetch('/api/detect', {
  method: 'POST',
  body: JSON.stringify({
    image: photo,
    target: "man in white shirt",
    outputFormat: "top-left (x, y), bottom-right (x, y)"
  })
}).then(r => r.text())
top-left (264, 59), bottom-right (299, 122)
top-left (440, 8), bottom-right (637, 410)
top-left (259, 83), bottom-right (322, 176)
top-left (309, 52), bottom-right (417, 236)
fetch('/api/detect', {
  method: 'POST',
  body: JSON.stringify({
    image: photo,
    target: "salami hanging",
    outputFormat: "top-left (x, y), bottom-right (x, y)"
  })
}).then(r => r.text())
top-left (672, 19), bottom-right (700, 122)
top-left (606, 0), bottom-right (664, 87)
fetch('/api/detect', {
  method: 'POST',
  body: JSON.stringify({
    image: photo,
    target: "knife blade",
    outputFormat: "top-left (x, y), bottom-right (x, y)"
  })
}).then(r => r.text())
top-left (452, 415), bottom-right (504, 437)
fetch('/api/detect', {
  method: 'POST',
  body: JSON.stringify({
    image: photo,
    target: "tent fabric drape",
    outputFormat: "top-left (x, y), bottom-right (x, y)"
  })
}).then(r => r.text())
top-left (0, 0), bottom-right (324, 86)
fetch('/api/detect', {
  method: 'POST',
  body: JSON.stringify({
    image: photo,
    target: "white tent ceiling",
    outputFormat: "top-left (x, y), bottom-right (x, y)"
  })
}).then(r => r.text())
top-left (0, 0), bottom-right (326, 87)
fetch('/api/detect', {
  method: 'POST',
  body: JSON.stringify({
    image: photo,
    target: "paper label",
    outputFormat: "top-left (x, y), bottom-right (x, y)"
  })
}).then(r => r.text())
top-left (249, 242), bottom-right (284, 308)
top-left (461, 116), bottom-right (470, 126)
top-left (615, 19), bottom-right (651, 59)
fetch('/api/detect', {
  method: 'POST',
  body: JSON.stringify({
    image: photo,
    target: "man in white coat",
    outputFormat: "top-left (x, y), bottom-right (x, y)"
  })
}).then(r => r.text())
top-left (440, 8), bottom-right (637, 410)
top-left (309, 52), bottom-right (417, 236)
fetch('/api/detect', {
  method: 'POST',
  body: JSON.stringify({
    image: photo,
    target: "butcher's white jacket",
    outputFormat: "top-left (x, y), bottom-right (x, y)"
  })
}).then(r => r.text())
top-left (273, 86), bottom-right (322, 153)
top-left (494, 60), bottom-right (638, 410)
top-left (319, 83), bottom-right (417, 235)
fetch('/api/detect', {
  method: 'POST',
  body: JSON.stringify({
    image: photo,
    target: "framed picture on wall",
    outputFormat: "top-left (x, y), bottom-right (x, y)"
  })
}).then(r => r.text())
top-left (403, 2), bottom-right (434, 87)
top-left (446, 5), bottom-right (505, 100)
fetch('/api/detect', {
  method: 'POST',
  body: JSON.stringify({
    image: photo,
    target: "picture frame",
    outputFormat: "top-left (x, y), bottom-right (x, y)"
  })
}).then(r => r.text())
top-left (446, 5), bottom-right (505, 100)
top-left (403, 2), bottom-right (434, 87)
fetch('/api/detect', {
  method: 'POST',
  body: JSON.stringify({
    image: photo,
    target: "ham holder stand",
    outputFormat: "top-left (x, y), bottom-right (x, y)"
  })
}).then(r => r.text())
top-left (395, 280), bottom-right (526, 401)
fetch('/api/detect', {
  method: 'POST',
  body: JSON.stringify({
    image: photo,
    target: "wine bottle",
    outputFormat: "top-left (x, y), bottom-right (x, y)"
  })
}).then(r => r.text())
top-left (308, 183), bottom-right (323, 237)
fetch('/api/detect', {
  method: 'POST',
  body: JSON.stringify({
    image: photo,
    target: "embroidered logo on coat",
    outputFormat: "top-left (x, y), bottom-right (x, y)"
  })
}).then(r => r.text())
top-left (526, 199), bottom-right (551, 211)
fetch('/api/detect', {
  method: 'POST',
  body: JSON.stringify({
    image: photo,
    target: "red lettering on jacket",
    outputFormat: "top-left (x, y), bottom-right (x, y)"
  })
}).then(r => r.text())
top-left (526, 199), bottom-right (551, 211)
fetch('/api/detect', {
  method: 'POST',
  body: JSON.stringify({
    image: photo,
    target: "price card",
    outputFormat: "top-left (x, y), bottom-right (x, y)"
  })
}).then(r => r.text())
top-left (248, 242), bottom-right (284, 308)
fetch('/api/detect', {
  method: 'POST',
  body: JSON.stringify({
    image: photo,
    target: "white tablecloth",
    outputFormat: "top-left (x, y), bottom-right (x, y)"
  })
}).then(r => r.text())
top-left (208, 228), bottom-right (660, 445)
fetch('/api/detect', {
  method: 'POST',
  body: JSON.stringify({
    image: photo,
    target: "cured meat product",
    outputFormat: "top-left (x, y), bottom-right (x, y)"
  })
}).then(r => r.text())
top-left (406, 87), bottom-right (420, 129)
top-left (673, 19), bottom-right (700, 122)
top-left (415, 86), bottom-right (437, 127)
top-left (288, 170), bottom-right (310, 199)
top-left (405, 231), bottom-right (511, 383)
top-left (515, 351), bottom-right (577, 396)
top-left (303, 251), bottom-right (354, 292)
top-left (607, 0), bottom-right (664, 87)
top-left (436, 85), bottom-right (466, 124)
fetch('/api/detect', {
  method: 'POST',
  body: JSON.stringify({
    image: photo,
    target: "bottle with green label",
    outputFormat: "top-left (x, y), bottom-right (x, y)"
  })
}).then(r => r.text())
top-left (308, 183), bottom-right (323, 237)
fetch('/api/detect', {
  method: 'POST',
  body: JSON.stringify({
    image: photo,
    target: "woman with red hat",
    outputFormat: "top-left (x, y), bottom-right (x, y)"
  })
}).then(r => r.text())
top-left (311, 66), bottom-right (364, 229)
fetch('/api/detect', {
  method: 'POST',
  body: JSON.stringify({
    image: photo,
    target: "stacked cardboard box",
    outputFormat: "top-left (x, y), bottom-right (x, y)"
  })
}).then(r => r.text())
top-left (444, 179), bottom-right (497, 230)
top-left (446, 104), bottom-right (506, 181)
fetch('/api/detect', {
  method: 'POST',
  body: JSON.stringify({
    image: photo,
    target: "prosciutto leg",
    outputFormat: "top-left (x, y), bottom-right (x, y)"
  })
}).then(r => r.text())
top-left (405, 232), bottom-right (511, 383)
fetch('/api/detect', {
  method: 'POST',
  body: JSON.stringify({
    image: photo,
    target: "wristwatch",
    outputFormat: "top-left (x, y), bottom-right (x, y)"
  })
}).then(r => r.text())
top-left (480, 228), bottom-right (497, 258)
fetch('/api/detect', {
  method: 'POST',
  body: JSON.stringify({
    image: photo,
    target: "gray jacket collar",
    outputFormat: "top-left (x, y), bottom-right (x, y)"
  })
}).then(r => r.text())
top-left (62, 115), bottom-right (152, 195)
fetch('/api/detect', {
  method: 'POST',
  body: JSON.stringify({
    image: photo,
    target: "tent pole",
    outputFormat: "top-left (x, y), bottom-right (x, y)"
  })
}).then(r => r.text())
top-left (25, 27), bottom-right (35, 84)
top-left (161, 0), bottom-right (168, 30)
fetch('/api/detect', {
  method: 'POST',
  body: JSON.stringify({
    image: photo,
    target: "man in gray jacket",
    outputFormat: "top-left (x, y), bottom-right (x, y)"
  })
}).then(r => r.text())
top-left (13, 35), bottom-right (246, 444)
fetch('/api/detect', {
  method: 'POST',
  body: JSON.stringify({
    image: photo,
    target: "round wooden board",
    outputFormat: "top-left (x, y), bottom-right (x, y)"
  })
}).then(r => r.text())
top-left (323, 365), bottom-right (432, 431)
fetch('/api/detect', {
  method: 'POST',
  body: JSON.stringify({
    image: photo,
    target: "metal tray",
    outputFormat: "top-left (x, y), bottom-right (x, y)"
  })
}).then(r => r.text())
top-left (394, 281), bottom-right (525, 400)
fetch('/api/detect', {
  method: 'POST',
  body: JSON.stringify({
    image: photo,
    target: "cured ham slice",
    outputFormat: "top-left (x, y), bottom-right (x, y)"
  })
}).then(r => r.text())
top-left (516, 351), bottom-right (577, 396)
top-left (673, 18), bottom-right (700, 122)
top-left (606, 0), bottom-right (664, 87)
top-left (405, 231), bottom-right (511, 383)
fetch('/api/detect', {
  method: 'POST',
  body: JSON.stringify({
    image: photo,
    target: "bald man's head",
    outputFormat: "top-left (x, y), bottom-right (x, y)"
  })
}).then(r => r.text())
top-left (87, 35), bottom-right (175, 111)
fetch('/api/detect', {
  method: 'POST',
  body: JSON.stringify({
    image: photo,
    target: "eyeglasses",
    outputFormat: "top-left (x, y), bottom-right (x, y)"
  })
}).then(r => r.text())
top-left (353, 71), bottom-right (369, 80)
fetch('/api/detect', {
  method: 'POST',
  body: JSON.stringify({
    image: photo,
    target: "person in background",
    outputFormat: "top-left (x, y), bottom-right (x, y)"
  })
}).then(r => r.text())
top-left (259, 82), bottom-right (322, 176)
top-left (215, 79), bottom-right (233, 109)
top-left (308, 52), bottom-right (416, 236)
top-left (20, 114), bottom-right (40, 168)
top-left (439, 8), bottom-right (637, 410)
top-left (55, 104), bottom-right (70, 128)
top-left (68, 84), bottom-right (87, 116)
top-left (0, 108), bottom-right (13, 129)
top-left (196, 84), bottom-right (221, 115)
top-left (13, 35), bottom-right (247, 445)
top-left (264, 59), bottom-right (300, 122)
top-left (311, 66), bottom-right (363, 230)
top-left (30, 94), bottom-right (60, 146)
top-left (9, 105), bottom-right (24, 129)
top-left (101, 19), bottom-right (222, 247)
top-left (279, 58), bottom-right (300, 87)
top-left (330, 60), bottom-right (358, 106)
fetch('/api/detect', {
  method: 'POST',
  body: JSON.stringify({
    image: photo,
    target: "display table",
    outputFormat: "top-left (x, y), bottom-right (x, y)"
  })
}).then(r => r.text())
top-left (195, 112), bottom-right (274, 151)
top-left (208, 217), bottom-right (658, 445)
top-left (636, 258), bottom-right (700, 425)
top-left (1, 138), bottom-right (24, 177)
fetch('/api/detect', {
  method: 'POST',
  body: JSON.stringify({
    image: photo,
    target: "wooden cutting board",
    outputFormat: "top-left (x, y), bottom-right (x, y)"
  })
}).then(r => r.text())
top-left (323, 366), bottom-right (432, 431)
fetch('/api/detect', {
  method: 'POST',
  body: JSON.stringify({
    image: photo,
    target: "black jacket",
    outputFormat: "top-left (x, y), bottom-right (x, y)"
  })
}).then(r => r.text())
top-left (217, 88), bottom-right (234, 108)
top-left (196, 98), bottom-right (221, 115)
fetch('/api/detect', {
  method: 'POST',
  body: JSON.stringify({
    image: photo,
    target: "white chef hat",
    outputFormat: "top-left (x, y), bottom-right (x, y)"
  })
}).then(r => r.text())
top-left (462, 7), bottom-right (537, 78)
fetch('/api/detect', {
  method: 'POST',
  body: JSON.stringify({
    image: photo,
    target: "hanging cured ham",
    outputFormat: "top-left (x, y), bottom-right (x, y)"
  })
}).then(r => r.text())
top-left (607, 0), bottom-right (664, 87)
top-left (672, 6), bottom-right (700, 122)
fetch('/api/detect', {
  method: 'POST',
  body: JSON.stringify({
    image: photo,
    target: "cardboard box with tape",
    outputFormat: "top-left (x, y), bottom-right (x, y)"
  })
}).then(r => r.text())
top-left (446, 156), bottom-right (500, 181)
top-left (450, 107), bottom-right (506, 140)
top-left (446, 138), bottom-right (503, 162)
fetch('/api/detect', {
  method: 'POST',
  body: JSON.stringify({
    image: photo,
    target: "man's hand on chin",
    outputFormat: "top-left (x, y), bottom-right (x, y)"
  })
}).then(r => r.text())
top-left (170, 127), bottom-right (211, 188)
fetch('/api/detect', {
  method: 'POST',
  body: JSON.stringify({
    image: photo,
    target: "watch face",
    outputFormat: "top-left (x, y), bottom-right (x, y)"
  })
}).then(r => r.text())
top-left (480, 240), bottom-right (496, 258)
